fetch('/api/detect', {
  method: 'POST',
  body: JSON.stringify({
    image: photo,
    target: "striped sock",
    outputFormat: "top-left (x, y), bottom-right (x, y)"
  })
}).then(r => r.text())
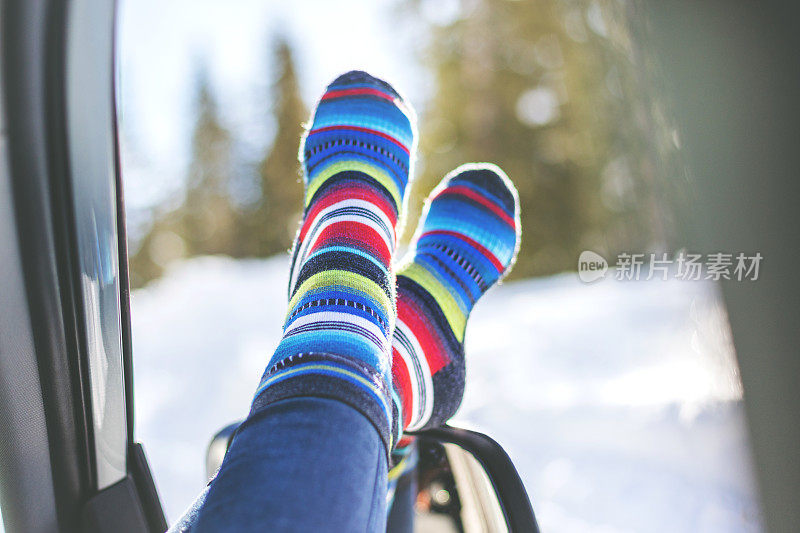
top-left (391, 163), bottom-right (521, 438)
top-left (252, 71), bottom-right (416, 453)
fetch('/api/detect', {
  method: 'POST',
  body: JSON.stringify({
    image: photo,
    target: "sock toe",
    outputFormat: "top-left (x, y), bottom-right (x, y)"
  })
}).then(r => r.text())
top-left (445, 164), bottom-right (518, 214)
top-left (329, 70), bottom-right (403, 100)
top-left (418, 163), bottom-right (521, 281)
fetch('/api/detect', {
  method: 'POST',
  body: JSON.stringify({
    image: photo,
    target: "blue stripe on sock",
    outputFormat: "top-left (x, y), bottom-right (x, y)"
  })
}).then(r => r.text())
top-left (270, 331), bottom-right (389, 379)
top-left (256, 362), bottom-right (392, 423)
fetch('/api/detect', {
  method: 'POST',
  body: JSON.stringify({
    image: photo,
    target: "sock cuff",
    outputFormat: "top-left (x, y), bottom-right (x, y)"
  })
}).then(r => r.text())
top-left (251, 351), bottom-right (394, 455)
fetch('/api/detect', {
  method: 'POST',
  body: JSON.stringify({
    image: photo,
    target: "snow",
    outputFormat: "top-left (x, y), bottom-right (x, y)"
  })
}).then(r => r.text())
top-left (131, 255), bottom-right (762, 532)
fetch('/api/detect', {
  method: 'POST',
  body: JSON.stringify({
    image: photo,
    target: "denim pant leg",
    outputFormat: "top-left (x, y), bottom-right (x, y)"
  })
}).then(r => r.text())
top-left (386, 460), bottom-right (417, 533)
top-left (188, 397), bottom-right (388, 532)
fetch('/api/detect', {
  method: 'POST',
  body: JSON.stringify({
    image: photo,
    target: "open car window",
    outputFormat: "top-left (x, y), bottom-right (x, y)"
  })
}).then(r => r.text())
top-left (118, 2), bottom-right (762, 531)
top-left (6, 1), bottom-right (800, 532)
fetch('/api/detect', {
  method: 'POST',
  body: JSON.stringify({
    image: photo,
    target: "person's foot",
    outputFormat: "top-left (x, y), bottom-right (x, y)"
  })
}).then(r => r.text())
top-left (253, 70), bottom-right (416, 453)
top-left (391, 163), bottom-right (520, 436)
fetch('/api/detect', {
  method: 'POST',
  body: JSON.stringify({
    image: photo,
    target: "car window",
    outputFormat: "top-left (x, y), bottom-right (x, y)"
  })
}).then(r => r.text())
top-left (118, 1), bottom-right (762, 531)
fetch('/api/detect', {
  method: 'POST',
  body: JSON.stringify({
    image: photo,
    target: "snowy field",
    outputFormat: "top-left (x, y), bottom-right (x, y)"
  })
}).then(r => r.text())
top-left (131, 255), bottom-right (763, 532)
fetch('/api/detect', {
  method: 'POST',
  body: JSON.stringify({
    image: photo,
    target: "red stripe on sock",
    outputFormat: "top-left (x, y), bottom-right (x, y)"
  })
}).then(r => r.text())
top-left (422, 230), bottom-right (505, 273)
top-left (310, 221), bottom-right (391, 265)
top-left (299, 185), bottom-right (398, 242)
top-left (308, 125), bottom-right (409, 155)
top-left (396, 435), bottom-right (416, 448)
top-left (434, 185), bottom-right (515, 227)
top-left (391, 349), bottom-right (413, 430)
top-left (398, 295), bottom-right (450, 374)
top-left (321, 87), bottom-right (396, 102)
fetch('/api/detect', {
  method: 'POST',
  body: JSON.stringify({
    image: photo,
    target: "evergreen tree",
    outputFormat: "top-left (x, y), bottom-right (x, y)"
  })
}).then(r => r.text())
top-left (129, 43), bottom-right (309, 288)
top-left (240, 37), bottom-right (307, 256)
top-left (180, 67), bottom-right (238, 256)
top-left (129, 65), bottom-right (238, 286)
top-left (406, 0), bottom-right (680, 278)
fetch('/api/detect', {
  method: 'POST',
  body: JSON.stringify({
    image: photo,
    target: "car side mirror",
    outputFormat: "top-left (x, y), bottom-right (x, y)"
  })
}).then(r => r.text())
top-left (206, 423), bottom-right (539, 532)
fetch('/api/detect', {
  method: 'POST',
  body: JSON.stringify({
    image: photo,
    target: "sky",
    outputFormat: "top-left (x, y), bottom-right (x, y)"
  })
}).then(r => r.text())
top-left (117, 0), bottom-right (430, 223)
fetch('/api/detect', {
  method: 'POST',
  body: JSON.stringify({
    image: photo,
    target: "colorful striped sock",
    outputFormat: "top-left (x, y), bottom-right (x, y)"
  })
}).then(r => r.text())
top-left (391, 163), bottom-right (521, 438)
top-left (251, 71), bottom-right (416, 453)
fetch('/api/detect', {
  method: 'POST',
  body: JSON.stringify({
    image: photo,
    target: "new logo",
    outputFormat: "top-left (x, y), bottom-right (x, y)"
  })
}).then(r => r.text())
top-left (578, 250), bottom-right (608, 283)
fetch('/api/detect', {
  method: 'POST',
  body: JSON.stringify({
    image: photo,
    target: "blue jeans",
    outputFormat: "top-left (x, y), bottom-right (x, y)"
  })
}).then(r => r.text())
top-left (173, 397), bottom-right (388, 532)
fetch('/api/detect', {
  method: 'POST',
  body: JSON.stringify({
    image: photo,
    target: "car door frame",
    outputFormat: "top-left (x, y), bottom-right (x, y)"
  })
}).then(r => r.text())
top-left (0, 0), bottom-right (165, 531)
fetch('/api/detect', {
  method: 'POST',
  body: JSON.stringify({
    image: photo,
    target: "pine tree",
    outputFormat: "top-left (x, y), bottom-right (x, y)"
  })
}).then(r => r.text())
top-left (129, 42), bottom-right (309, 288)
top-left (240, 37), bottom-right (307, 256)
top-left (407, 0), bottom-right (679, 278)
top-left (129, 64), bottom-right (239, 286)
top-left (180, 67), bottom-right (238, 256)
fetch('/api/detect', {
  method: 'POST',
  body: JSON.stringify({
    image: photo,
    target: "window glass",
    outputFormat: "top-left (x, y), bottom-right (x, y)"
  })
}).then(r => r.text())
top-left (119, 1), bottom-right (762, 530)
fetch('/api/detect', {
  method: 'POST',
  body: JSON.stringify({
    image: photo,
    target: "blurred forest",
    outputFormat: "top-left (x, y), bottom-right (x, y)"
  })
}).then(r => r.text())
top-left (129, 0), bottom-right (683, 288)
top-left (129, 38), bottom-right (307, 286)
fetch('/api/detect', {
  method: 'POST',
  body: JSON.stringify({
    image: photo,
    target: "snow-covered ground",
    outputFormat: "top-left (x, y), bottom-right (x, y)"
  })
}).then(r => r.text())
top-left (131, 255), bottom-right (763, 532)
